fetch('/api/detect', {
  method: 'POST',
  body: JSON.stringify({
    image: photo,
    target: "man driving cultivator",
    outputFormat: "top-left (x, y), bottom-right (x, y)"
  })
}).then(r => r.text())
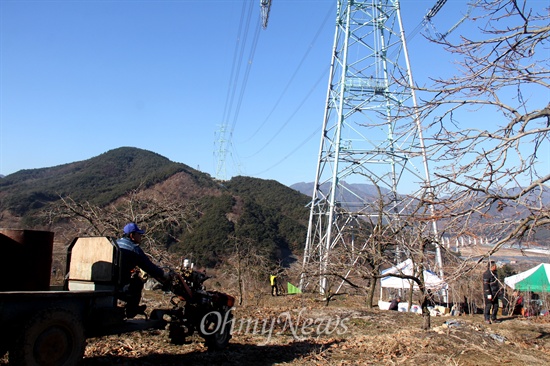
top-left (115, 222), bottom-right (235, 349)
top-left (0, 227), bottom-right (235, 365)
top-left (116, 222), bottom-right (170, 318)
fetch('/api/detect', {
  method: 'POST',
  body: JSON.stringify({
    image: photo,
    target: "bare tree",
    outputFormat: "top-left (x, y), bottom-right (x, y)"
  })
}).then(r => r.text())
top-left (299, 183), bottom-right (444, 330)
top-left (221, 236), bottom-right (270, 306)
top-left (414, 0), bottom-right (550, 272)
top-left (40, 186), bottom-right (199, 267)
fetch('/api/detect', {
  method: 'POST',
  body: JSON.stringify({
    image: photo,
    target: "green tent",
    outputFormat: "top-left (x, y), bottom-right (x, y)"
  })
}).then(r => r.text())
top-left (287, 282), bottom-right (302, 294)
top-left (504, 263), bottom-right (550, 293)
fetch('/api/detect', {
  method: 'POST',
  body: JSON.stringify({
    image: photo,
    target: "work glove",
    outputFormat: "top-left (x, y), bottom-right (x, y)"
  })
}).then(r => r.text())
top-left (162, 270), bottom-right (171, 282)
top-left (487, 295), bottom-right (492, 300)
top-left (161, 270), bottom-right (178, 292)
top-left (160, 275), bottom-right (171, 292)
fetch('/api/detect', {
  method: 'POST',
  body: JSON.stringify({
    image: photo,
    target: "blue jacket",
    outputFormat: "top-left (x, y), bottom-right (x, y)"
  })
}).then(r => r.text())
top-left (116, 236), bottom-right (165, 286)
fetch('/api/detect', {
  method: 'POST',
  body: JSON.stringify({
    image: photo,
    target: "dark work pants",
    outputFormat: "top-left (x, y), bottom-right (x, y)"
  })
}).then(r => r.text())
top-left (484, 297), bottom-right (499, 320)
top-left (125, 274), bottom-right (145, 318)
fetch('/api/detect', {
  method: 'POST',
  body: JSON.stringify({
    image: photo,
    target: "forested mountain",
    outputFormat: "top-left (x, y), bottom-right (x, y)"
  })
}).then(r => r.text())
top-left (0, 147), bottom-right (206, 214)
top-left (0, 147), bottom-right (310, 267)
top-left (5, 147), bottom-right (545, 268)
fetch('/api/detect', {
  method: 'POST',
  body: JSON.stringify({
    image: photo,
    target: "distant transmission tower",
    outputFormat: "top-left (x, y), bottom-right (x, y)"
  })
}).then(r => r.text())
top-left (301, 0), bottom-right (441, 295)
top-left (214, 0), bottom-right (272, 181)
top-left (214, 125), bottom-right (229, 180)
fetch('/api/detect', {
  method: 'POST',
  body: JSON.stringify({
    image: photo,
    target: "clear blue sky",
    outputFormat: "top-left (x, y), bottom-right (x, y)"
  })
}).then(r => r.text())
top-left (0, 0), bottom-right (498, 186)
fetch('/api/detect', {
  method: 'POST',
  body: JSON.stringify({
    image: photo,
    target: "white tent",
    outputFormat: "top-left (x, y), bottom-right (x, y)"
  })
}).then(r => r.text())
top-left (380, 259), bottom-right (447, 291)
top-left (378, 259), bottom-right (447, 312)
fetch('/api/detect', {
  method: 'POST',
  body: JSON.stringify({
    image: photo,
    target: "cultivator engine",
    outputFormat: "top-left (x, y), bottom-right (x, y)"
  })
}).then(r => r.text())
top-left (164, 262), bottom-right (235, 350)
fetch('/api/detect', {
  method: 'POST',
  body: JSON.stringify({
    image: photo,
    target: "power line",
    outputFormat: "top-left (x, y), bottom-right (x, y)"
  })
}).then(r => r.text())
top-left (250, 127), bottom-right (319, 177)
top-left (215, 0), bottom-right (260, 179)
top-left (425, 0), bottom-right (448, 21)
top-left (229, 22), bottom-right (262, 138)
top-left (241, 3), bottom-right (334, 144)
top-left (423, 0), bottom-right (477, 41)
top-left (242, 65), bottom-right (329, 159)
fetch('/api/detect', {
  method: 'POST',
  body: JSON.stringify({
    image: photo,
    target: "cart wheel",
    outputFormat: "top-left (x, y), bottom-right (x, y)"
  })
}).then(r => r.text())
top-left (9, 308), bottom-right (86, 366)
top-left (204, 308), bottom-right (233, 351)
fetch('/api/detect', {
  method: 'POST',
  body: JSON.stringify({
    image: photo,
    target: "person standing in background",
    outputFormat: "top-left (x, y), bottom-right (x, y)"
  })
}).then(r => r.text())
top-left (483, 261), bottom-right (502, 324)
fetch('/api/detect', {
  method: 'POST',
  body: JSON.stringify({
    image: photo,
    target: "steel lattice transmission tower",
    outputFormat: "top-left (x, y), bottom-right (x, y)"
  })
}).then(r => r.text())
top-left (300, 0), bottom-right (441, 295)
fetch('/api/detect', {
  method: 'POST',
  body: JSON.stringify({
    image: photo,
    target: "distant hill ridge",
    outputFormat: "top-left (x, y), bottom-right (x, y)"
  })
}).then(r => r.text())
top-left (4, 147), bottom-right (544, 265)
top-left (0, 147), bottom-right (207, 213)
top-left (0, 147), bottom-right (310, 267)
top-left (290, 181), bottom-right (391, 202)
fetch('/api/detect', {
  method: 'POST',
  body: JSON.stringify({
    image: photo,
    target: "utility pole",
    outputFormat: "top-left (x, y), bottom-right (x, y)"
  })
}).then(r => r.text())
top-left (300, 0), bottom-right (442, 296)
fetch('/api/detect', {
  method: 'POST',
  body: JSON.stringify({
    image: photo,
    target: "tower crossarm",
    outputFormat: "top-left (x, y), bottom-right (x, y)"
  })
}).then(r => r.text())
top-left (260, 0), bottom-right (272, 29)
top-left (425, 0), bottom-right (448, 21)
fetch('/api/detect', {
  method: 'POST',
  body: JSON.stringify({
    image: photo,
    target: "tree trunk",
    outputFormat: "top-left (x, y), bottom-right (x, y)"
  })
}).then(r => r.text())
top-left (366, 268), bottom-right (379, 308)
top-left (366, 280), bottom-right (376, 308)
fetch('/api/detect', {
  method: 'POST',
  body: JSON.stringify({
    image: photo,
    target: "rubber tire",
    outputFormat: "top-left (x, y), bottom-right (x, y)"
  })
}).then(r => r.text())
top-left (204, 310), bottom-right (232, 351)
top-left (9, 308), bottom-right (86, 366)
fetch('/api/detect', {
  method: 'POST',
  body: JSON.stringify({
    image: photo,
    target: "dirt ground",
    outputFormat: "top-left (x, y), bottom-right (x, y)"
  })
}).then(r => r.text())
top-left (3, 292), bottom-right (547, 366)
top-left (2, 245), bottom-right (549, 365)
top-left (84, 294), bottom-right (550, 366)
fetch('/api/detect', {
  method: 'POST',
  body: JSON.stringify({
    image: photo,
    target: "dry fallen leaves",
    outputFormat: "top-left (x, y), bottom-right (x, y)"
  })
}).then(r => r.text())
top-left (1, 294), bottom-right (550, 365)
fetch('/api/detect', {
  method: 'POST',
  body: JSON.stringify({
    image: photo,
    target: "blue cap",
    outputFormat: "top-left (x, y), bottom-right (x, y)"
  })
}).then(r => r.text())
top-left (123, 223), bottom-right (145, 235)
